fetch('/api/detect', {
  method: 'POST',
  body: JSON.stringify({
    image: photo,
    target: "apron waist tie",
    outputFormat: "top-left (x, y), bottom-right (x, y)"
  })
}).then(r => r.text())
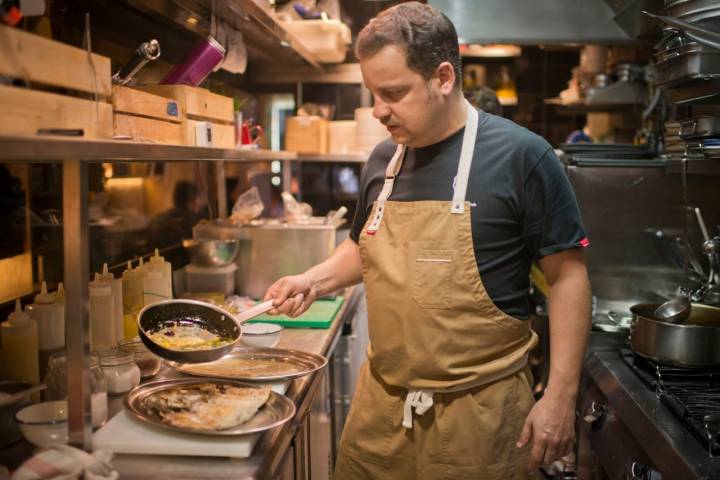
top-left (402, 390), bottom-right (434, 429)
top-left (399, 352), bottom-right (530, 429)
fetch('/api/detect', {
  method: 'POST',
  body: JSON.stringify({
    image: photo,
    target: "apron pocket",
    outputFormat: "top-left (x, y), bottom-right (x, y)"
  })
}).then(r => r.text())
top-left (411, 248), bottom-right (452, 309)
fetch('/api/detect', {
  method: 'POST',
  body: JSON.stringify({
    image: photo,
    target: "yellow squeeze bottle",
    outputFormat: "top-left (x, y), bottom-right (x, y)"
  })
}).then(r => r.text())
top-left (0, 299), bottom-right (40, 385)
top-left (122, 260), bottom-right (143, 339)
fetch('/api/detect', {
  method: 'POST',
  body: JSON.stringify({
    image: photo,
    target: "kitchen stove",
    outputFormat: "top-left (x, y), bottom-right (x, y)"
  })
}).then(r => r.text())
top-left (578, 345), bottom-right (720, 480)
top-left (622, 351), bottom-right (720, 457)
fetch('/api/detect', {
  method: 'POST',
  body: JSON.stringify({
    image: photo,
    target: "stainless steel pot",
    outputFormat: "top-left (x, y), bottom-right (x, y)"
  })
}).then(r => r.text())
top-left (630, 302), bottom-right (720, 367)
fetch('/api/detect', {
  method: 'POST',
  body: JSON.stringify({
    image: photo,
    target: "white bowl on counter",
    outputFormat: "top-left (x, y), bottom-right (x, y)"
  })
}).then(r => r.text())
top-left (241, 323), bottom-right (283, 348)
top-left (15, 400), bottom-right (68, 447)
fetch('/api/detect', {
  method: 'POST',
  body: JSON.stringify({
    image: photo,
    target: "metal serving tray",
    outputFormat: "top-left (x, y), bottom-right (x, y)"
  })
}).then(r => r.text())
top-left (167, 347), bottom-right (328, 382)
top-left (124, 378), bottom-right (295, 436)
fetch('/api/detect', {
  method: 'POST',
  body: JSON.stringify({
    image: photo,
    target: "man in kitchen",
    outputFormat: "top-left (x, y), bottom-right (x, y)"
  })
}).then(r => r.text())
top-left (264, 2), bottom-right (591, 478)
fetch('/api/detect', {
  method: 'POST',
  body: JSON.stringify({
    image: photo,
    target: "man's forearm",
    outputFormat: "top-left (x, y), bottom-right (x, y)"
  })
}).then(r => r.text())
top-left (545, 268), bottom-right (591, 400)
top-left (305, 238), bottom-right (363, 297)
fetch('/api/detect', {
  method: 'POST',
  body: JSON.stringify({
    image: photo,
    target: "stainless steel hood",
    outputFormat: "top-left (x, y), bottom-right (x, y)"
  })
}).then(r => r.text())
top-left (429, 0), bottom-right (657, 45)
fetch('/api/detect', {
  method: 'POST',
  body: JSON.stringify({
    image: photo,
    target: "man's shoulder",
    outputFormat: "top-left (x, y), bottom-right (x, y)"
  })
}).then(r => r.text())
top-left (476, 113), bottom-right (552, 168)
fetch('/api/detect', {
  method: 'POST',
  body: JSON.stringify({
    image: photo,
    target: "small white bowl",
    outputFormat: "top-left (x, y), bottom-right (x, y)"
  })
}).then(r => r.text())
top-left (241, 323), bottom-right (283, 348)
top-left (15, 400), bottom-right (68, 447)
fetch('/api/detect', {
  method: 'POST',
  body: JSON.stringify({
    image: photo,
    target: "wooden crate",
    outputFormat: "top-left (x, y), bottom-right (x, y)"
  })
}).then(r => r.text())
top-left (112, 86), bottom-right (183, 144)
top-left (138, 85), bottom-right (234, 147)
top-left (328, 120), bottom-right (357, 154)
top-left (0, 25), bottom-right (111, 97)
top-left (139, 85), bottom-right (233, 123)
top-left (285, 116), bottom-right (328, 153)
top-left (0, 25), bottom-right (112, 139)
top-left (0, 84), bottom-right (113, 138)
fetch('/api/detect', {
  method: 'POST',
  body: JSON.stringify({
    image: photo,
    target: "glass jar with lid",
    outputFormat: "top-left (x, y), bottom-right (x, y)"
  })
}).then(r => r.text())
top-left (99, 350), bottom-right (141, 395)
top-left (117, 337), bottom-right (162, 379)
top-left (44, 352), bottom-right (108, 428)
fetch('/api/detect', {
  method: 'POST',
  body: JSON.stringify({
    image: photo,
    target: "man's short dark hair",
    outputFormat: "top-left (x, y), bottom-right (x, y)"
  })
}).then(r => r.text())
top-left (355, 2), bottom-right (462, 89)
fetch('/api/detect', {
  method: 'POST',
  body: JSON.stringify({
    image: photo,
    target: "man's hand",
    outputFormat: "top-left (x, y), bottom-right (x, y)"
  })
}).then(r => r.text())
top-left (516, 392), bottom-right (576, 472)
top-left (263, 273), bottom-right (317, 318)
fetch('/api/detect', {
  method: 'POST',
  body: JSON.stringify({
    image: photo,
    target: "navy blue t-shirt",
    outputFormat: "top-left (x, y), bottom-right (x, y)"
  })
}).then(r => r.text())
top-left (350, 110), bottom-right (588, 320)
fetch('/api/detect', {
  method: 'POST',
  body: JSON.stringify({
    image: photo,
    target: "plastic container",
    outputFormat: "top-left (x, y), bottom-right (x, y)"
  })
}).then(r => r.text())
top-left (240, 322), bottom-right (282, 348)
top-left (97, 263), bottom-right (124, 345)
top-left (146, 249), bottom-right (173, 300)
top-left (26, 282), bottom-right (65, 380)
top-left (44, 352), bottom-right (108, 428)
top-left (122, 260), bottom-right (144, 339)
top-left (118, 337), bottom-right (162, 379)
top-left (0, 300), bottom-right (39, 386)
top-left (99, 351), bottom-right (141, 395)
top-left (186, 263), bottom-right (237, 296)
top-left (89, 275), bottom-right (116, 351)
top-left (281, 19), bottom-right (351, 63)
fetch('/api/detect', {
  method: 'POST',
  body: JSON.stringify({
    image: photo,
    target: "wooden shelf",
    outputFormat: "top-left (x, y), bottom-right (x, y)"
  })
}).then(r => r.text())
top-left (295, 152), bottom-right (369, 163)
top-left (0, 135), bottom-right (297, 162)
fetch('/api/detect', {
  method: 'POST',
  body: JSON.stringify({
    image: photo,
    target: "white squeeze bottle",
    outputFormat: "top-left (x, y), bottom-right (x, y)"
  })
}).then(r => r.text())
top-left (146, 249), bottom-right (172, 301)
top-left (121, 261), bottom-right (143, 339)
top-left (55, 283), bottom-right (65, 304)
top-left (0, 299), bottom-right (40, 385)
top-left (89, 274), bottom-right (116, 350)
top-left (27, 282), bottom-right (65, 380)
top-left (97, 263), bottom-right (124, 345)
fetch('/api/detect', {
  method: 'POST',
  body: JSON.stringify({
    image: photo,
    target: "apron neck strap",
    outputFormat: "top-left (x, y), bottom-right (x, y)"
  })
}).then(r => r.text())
top-left (450, 100), bottom-right (479, 214)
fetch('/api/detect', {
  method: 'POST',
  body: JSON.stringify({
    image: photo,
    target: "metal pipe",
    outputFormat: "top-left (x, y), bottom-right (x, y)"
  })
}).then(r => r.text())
top-left (63, 159), bottom-right (92, 449)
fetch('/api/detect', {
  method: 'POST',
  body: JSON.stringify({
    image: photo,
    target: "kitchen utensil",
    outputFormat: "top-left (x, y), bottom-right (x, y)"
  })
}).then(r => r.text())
top-left (654, 296), bottom-right (692, 323)
top-left (112, 39), bottom-right (161, 86)
top-left (124, 378), bottom-right (294, 436)
top-left (644, 11), bottom-right (720, 49)
top-left (168, 347), bottom-right (327, 383)
top-left (0, 383), bottom-right (45, 408)
top-left (183, 239), bottom-right (240, 267)
top-left (137, 299), bottom-right (274, 363)
top-left (14, 400), bottom-right (68, 447)
top-left (679, 116), bottom-right (720, 139)
top-left (630, 302), bottom-right (720, 367)
top-left (160, 36), bottom-right (225, 87)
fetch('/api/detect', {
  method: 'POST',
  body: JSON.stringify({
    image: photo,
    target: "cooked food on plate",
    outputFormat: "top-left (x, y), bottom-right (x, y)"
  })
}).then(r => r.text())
top-left (147, 322), bottom-right (233, 351)
top-left (140, 382), bottom-right (271, 430)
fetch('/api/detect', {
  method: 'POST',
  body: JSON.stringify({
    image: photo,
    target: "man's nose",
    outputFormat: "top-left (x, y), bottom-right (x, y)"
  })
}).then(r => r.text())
top-left (373, 97), bottom-right (390, 121)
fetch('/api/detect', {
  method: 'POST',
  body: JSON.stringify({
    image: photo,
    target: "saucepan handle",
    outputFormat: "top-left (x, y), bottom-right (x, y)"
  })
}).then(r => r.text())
top-left (235, 300), bottom-right (275, 325)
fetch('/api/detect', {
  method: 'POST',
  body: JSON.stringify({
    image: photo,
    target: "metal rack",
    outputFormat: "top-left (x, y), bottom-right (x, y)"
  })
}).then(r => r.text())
top-left (0, 134), bottom-right (297, 449)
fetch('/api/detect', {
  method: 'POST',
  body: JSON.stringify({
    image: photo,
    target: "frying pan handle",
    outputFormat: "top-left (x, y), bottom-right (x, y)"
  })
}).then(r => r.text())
top-left (234, 300), bottom-right (275, 324)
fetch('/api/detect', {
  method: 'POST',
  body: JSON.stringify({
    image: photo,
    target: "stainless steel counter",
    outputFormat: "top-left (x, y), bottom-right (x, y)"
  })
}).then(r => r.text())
top-left (578, 349), bottom-right (720, 479)
top-left (108, 286), bottom-right (363, 480)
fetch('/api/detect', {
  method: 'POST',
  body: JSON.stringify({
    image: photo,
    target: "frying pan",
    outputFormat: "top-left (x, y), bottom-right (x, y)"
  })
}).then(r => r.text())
top-left (138, 299), bottom-right (274, 363)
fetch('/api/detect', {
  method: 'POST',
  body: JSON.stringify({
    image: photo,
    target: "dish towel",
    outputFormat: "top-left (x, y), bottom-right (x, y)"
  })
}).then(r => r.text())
top-left (12, 445), bottom-right (118, 480)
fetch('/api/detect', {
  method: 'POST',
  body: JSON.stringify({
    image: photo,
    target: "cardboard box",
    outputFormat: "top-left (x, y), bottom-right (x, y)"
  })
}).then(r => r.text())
top-left (285, 116), bottom-right (328, 153)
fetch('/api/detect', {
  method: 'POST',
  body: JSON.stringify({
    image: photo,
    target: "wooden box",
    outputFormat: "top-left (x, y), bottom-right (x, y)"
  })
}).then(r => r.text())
top-left (328, 120), bottom-right (357, 154)
top-left (285, 116), bottom-right (328, 153)
top-left (138, 85), bottom-right (235, 148)
top-left (0, 25), bottom-right (113, 138)
top-left (112, 86), bottom-right (183, 144)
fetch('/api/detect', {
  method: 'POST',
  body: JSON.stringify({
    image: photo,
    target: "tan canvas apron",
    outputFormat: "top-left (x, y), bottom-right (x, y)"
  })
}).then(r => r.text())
top-left (335, 101), bottom-right (539, 479)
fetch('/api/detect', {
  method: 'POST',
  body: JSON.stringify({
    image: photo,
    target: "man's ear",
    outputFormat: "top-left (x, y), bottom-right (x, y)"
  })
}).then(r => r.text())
top-left (435, 61), bottom-right (456, 95)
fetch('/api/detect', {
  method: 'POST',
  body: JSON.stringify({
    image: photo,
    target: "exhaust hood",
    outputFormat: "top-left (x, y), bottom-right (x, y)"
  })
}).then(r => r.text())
top-left (429, 0), bottom-right (658, 45)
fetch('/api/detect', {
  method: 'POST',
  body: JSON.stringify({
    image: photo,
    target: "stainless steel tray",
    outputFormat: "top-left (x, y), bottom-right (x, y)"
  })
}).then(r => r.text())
top-left (167, 347), bottom-right (328, 382)
top-left (124, 378), bottom-right (295, 436)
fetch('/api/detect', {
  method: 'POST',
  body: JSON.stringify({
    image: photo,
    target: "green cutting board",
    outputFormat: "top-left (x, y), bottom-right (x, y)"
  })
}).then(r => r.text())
top-left (248, 297), bottom-right (345, 329)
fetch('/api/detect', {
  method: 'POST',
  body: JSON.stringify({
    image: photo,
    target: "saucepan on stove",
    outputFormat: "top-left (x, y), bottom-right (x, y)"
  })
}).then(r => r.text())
top-left (630, 302), bottom-right (720, 367)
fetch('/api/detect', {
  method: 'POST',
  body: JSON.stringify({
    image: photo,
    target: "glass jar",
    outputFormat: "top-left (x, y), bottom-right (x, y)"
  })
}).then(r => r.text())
top-left (118, 337), bottom-right (162, 380)
top-left (99, 350), bottom-right (141, 395)
top-left (44, 352), bottom-right (108, 428)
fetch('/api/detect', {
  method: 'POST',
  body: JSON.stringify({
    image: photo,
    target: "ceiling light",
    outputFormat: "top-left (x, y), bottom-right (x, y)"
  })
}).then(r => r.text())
top-left (460, 44), bottom-right (521, 58)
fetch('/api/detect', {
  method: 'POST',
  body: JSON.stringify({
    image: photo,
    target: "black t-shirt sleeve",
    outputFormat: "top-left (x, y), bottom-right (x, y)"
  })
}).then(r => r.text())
top-left (349, 166), bottom-right (369, 243)
top-left (522, 148), bottom-right (589, 259)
